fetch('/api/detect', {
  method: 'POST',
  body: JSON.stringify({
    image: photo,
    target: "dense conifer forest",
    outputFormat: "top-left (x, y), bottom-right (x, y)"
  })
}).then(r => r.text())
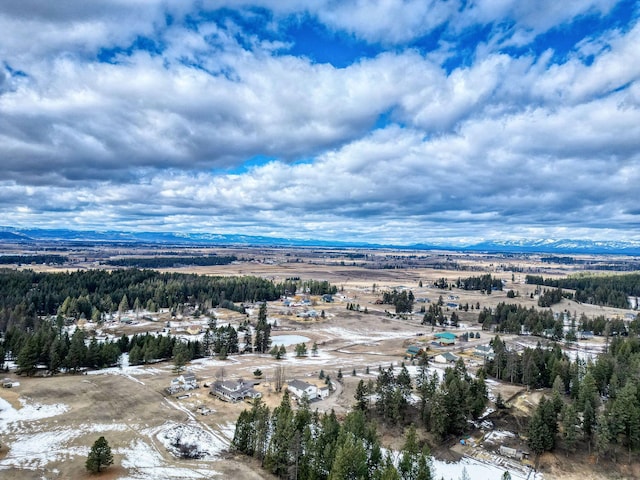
top-left (0, 254), bottom-right (68, 265)
top-left (525, 273), bottom-right (640, 309)
top-left (0, 269), bottom-right (336, 332)
top-left (0, 269), bottom-right (336, 376)
top-left (105, 255), bottom-right (238, 268)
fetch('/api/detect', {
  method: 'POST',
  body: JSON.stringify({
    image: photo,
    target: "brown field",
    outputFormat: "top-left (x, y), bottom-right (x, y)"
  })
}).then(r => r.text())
top-left (1, 246), bottom-right (638, 479)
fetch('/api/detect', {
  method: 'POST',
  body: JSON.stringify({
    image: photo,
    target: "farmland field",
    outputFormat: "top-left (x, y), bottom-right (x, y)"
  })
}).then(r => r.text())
top-left (1, 245), bottom-right (638, 479)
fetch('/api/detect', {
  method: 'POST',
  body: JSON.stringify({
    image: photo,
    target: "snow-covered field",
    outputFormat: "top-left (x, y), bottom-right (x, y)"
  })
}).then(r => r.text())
top-left (0, 397), bottom-right (68, 427)
top-left (318, 325), bottom-right (413, 344)
top-left (0, 391), bottom-right (236, 478)
top-left (431, 455), bottom-right (540, 480)
top-left (120, 438), bottom-right (221, 479)
top-left (157, 422), bottom-right (230, 459)
top-left (0, 396), bottom-right (129, 472)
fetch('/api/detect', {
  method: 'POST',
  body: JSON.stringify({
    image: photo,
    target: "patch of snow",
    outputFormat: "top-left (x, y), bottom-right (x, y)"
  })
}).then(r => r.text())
top-left (157, 423), bottom-right (229, 459)
top-left (119, 439), bottom-right (220, 479)
top-left (431, 455), bottom-right (540, 480)
top-left (480, 407), bottom-right (496, 419)
top-left (189, 357), bottom-right (240, 369)
top-left (319, 326), bottom-right (410, 344)
top-left (484, 429), bottom-right (517, 443)
top-left (0, 428), bottom-right (78, 470)
top-left (0, 397), bottom-right (68, 428)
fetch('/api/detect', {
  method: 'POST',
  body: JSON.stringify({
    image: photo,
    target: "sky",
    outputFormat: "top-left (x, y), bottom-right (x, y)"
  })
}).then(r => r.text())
top-left (1, 0), bottom-right (639, 246)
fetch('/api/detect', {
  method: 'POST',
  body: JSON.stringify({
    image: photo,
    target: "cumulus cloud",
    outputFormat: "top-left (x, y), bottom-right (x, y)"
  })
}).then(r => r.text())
top-left (0, 0), bottom-right (638, 243)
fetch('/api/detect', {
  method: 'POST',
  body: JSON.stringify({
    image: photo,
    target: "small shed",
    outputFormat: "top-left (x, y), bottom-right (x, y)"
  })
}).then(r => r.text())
top-left (499, 445), bottom-right (526, 460)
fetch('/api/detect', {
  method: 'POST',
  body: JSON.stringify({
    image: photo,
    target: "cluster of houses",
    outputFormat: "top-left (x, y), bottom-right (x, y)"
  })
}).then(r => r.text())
top-left (405, 331), bottom-right (495, 365)
top-left (206, 378), bottom-right (329, 403)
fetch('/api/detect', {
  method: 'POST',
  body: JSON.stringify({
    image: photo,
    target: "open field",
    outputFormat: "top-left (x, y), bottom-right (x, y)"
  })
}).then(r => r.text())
top-left (1, 246), bottom-right (639, 479)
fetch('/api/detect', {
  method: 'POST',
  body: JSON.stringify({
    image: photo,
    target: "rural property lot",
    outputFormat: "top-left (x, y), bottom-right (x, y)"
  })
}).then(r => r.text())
top-left (1, 247), bottom-right (638, 479)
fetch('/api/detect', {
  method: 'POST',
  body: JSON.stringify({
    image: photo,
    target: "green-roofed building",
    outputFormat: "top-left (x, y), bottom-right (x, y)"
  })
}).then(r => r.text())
top-left (433, 331), bottom-right (457, 345)
top-left (434, 332), bottom-right (457, 340)
top-left (406, 345), bottom-right (424, 358)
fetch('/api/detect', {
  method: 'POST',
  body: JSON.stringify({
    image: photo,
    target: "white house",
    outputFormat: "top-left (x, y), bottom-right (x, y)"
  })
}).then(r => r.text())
top-left (168, 371), bottom-right (199, 394)
top-left (473, 344), bottom-right (495, 360)
top-left (434, 352), bottom-right (459, 364)
top-left (318, 385), bottom-right (330, 399)
top-left (288, 380), bottom-right (319, 401)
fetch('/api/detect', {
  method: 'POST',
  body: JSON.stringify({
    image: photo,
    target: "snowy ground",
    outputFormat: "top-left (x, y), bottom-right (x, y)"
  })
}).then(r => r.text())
top-left (119, 438), bottom-right (221, 479)
top-left (318, 325), bottom-right (414, 344)
top-left (0, 388), bottom-right (236, 479)
top-left (383, 444), bottom-right (541, 480)
top-left (0, 396), bottom-right (126, 472)
top-left (431, 455), bottom-right (540, 480)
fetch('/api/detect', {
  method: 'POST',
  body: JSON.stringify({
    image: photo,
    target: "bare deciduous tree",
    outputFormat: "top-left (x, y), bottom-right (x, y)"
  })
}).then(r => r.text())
top-left (274, 365), bottom-right (285, 393)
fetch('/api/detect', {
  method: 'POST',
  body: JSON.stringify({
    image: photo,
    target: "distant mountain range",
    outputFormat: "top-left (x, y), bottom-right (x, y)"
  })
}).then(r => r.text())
top-left (1, 227), bottom-right (640, 255)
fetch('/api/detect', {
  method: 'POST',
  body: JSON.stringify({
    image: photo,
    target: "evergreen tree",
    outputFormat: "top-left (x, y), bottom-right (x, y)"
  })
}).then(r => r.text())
top-left (243, 330), bottom-right (252, 353)
top-left (595, 413), bottom-right (612, 462)
top-left (355, 379), bottom-right (369, 411)
top-left (609, 380), bottom-right (640, 462)
top-left (233, 409), bottom-right (255, 455)
top-left (528, 397), bottom-right (556, 459)
top-left (329, 434), bottom-right (368, 480)
top-left (172, 341), bottom-right (190, 372)
top-left (583, 400), bottom-right (596, 450)
top-left (265, 391), bottom-right (294, 477)
top-left (399, 425), bottom-right (432, 480)
top-left (561, 404), bottom-right (579, 454)
top-left (429, 392), bottom-right (448, 440)
top-left (127, 343), bottom-right (141, 365)
top-left (254, 302), bottom-right (271, 353)
top-left (295, 343), bottom-right (308, 357)
top-left (65, 329), bottom-right (87, 373)
top-left (459, 466), bottom-right (471, 480)
top-left (85, 436), bottom-right (114, 473)
top-left (16, 335), bottom-right (39, 376)
top-left (118, 294), bottom-right (129, 313)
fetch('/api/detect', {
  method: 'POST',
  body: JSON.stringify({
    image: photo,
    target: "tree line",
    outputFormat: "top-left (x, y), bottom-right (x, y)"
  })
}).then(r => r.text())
top-left (381, 289), bottom-right (415, 313)
top-left (478, 302), bottom-right (562, 337)
top-left (537, 287), bottom-right (571, 307)
top-left (455, 274), bottom-right (502, 292)
top-left (0, 269), bottom-right (337, 332)
top-left (105, 255), bottom-right (238, 268)
top-left (1, 317), bottom-right (204, 375)
top-left (233, 392), bottom-right (434, 479)
top-left (0, 254), bottom-right (68, 265)
top-left (364, 359), bottom-right (488, 440)
top-left (526, 273), bottom-right (640, 309)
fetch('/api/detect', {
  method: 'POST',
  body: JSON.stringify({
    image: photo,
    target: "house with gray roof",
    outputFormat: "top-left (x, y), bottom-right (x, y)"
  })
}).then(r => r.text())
top-left (210, 379), bottom-right (261, 402)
